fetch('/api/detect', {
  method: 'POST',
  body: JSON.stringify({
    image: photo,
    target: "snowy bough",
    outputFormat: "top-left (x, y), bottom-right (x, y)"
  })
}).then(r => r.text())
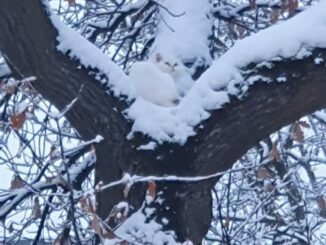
top-left (0, 0), bottom-right (326, 244)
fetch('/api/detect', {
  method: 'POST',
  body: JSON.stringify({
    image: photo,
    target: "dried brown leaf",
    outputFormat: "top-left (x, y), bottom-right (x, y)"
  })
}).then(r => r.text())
top-left (64, 0), bottom-right (75, 6)
top-left (45, 176), bottom-right (55, 184)
top-left (8, 223), bottom-right (13, 234)
top-left (89, 196), bottom-right (96, 213)
top-left (10, 175), bottom-right (25, 190)
top-left (147, 181), bottom-right (157, 200)
top-left (229, 22), bottom-right (237, 38)
top-left (80, 195), bottom-right (96, 214)
top-left (79, 197), bottom-right (88, 212)
top-left (298, 120), bottom-right (310, 128)
top-left (270, 143), bottom-right (281, 162)
top-left (317, 196), bottom-right (326, 218)
top-left (292, 122), bottom-right (304, 143)
top-left (288, 0), bottom-right (298, 16)
top-left (270, 8), bottom-right (280, 24)
top-left (91, 217), bottom-right (102, 236)
top-left (33, 197), bottom-right (42, 219)
top-left (103, 231), bottom-right (116, 239)
top-left (250, 0), bottom-right (256, 9)
top-left (52, 234), bottom-right (71, 245)
top-left (317, 196), bottom-right (326, 210)
top-left (10, 112), bottom-right (26, 130)
top-left (256, 167), bottom-right (271, 180)
top-left (281, 0), bottom-right (288, 13)
top-left (236, 25), bottom-right (246, 39)
top-left (58, 176), bottom-right (68, 188)
top-left (264, 182), bottom-right (275, 192)
top-left (49, 145), bottom-right (56, 160)
top-left (5, 84), bottom-right (16, 95)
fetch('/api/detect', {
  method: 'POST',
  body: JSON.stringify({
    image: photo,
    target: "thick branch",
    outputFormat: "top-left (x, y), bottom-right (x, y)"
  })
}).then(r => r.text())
top-left (190, 53), bottom-right (326, 177)
top-left (126, 52), bottom-right (326, 244)
top-left (0, 0), bottom-right (132, 220)
top-left (130, 52), bottom-right (326, 180)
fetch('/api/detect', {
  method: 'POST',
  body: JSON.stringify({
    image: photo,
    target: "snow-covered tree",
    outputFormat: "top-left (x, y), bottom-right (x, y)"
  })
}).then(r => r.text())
top-left (0, 0), bottom-right (326, 244)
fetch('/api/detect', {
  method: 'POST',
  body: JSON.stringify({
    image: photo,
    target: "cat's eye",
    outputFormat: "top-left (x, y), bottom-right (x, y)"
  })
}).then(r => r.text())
top-left (165, 62), bottom-right (171, 66)
top-left (174, 63), bottom-right (178, 66)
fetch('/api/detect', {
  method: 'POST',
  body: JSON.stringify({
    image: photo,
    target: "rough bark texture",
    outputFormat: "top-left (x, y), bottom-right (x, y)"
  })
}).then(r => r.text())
top-left (0, 0), bottom-right (130, 227)
top-left (0, 1), bottom-right (326, 244)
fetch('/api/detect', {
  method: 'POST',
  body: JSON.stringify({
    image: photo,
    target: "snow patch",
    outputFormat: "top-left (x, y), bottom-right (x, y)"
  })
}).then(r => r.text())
top-left (137, 141), bottom-right (157, 151)
top-left (104, 207), bottom-right (178, 245)
top-left (276, 76), bottom-right (287, 83)
top-left (94, 135), bottom-right (104, 143)
top-left (314, 57), bottom-right (324, 65)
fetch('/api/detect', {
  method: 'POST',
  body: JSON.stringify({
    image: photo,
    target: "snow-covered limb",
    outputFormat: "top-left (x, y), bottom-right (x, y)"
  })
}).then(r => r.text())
top-left (49, 0), bottom-right (326, 144)
top-left (38, 133), bottom-right (101, 167)
top-left (48, 7), bottom-right (136, 98)
top-left (93, 165), bottom-right (259, 196)
top-left (48, 96), bottom-right (79, 120)
top-left (128, 0), bottom-right (326, 143)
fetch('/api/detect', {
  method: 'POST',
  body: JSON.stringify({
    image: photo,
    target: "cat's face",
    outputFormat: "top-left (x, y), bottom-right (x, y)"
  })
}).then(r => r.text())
top-left (155, 53), bottom-right (183, 79)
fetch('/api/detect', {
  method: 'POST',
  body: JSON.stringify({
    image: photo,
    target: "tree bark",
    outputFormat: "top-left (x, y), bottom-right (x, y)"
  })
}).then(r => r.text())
top-left (0, 1), bottom-right (326, 244)
top-left (0, 0), bottom-right (131, 222)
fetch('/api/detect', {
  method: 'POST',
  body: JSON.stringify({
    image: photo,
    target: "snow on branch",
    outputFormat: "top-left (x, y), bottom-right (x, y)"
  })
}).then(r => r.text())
top-left (127, 0), bottom-right (326, 144)
top-left (48, 1), bottom-right (326, 145)
top-left (47, 4), bottom-right (136, 98)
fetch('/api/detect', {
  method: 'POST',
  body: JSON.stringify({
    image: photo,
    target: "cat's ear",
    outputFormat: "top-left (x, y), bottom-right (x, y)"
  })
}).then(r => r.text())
top-left (155, 53), bottom-right (163, 63)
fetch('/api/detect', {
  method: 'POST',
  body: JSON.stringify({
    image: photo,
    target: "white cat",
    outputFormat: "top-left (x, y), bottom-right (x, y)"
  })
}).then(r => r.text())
top-left (128, 59), bottom-right (180, 107)
top-left (153, 53), bottom-right (193, 97)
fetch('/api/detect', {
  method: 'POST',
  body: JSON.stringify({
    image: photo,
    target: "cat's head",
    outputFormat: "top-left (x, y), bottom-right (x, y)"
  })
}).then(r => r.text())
top-left (154, 53), bottom-right (184, 79)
